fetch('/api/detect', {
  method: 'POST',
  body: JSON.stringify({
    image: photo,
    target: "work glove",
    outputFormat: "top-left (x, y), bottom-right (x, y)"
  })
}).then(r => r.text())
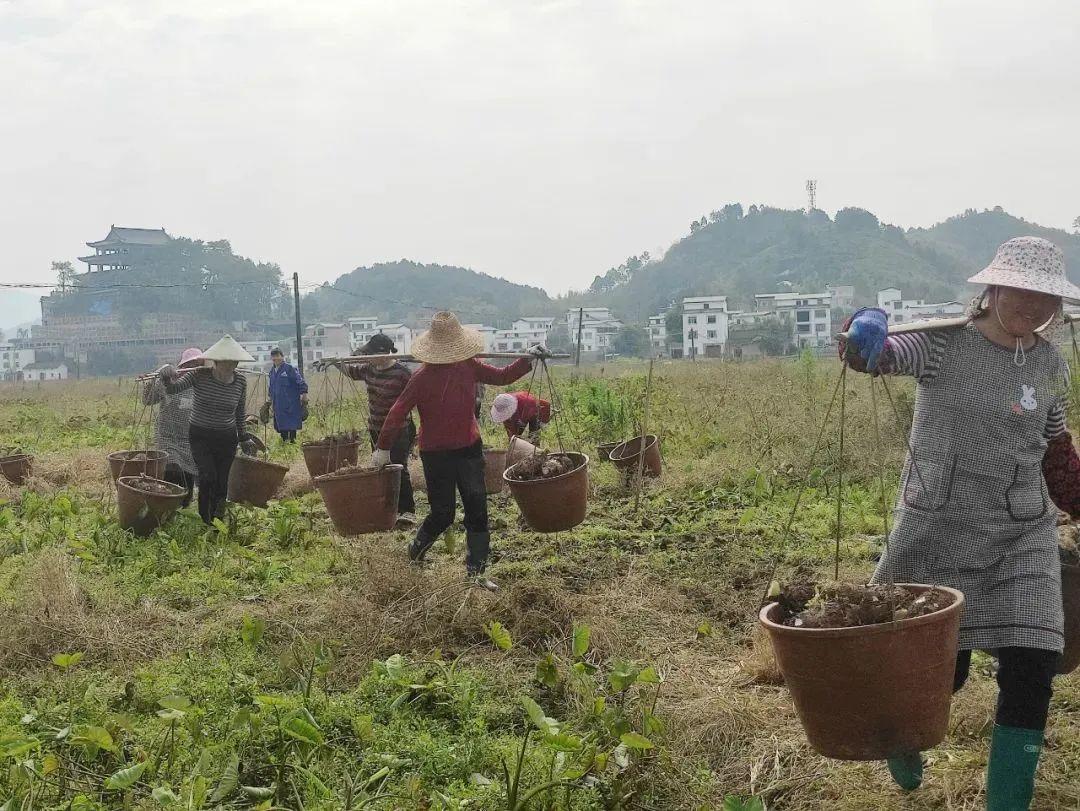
top-left (370, 449), bottom-right (391, 469)
top-left (846, 308), bottom-right (888, 371)
top-left (312, 360), bottom-right (326, 372)
top-left (258, 400), bottom-right (271, 425)
top-left (158, 364), bottom-right (176, 380)
top-left (528, 344), bottom-right (550, 359)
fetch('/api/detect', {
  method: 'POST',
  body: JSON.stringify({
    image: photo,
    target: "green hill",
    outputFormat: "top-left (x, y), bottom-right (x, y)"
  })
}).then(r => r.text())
top-left (591, 206), bottom-right (1080, 322)
top-left (303, 260), bottom-right (556, 327)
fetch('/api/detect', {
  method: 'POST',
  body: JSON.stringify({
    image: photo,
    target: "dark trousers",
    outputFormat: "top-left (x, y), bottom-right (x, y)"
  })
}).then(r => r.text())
top-left (279, 430), bottom-right (297, 442)
top-left (163, 462), bottom-right (196, 508)
top-left (418, 441), bottom-right (489, 572)
top-left (189, 425), bottom-right (239, 525)
top-left (369, 421), bottom-right (416, 514)
top-left (953, 647), bottom-right (1060, 730)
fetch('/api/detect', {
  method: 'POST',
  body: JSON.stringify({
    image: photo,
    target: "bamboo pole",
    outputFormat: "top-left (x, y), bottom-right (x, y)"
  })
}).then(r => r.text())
top-left (135, 367), bottom-right (268, 382)
top-left (835, 311), bottom-right (1079, 341)
top-left (634, 358), bottom-right (655, 512)
top-left (320, 351), bottom-right (571, 365)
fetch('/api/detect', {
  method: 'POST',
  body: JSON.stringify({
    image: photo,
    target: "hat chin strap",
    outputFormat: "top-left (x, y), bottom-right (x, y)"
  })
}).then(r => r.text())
top-left (993, 299), bottom-right (1027, 368)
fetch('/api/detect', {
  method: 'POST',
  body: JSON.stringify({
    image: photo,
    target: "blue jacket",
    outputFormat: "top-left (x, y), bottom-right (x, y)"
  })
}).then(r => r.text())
top-left (269, 362), bottom-right (308, 431)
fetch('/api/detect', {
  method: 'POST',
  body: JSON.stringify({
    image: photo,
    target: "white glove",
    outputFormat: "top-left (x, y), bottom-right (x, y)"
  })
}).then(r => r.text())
top-left (370, 449), bottom-right (391, 469)
top-left (528, 344), bottom-right (549, 359)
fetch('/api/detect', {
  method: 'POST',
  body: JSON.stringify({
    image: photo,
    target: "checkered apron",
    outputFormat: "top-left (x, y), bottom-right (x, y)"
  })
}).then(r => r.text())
top-left (872, 324), bottom-right (1068, 653)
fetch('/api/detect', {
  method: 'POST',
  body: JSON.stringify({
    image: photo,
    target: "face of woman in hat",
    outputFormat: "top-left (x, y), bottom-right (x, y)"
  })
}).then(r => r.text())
top-left (213, 360), bottom-right (239, 375)
top-left (991, 286), bottom-right (1060, 337)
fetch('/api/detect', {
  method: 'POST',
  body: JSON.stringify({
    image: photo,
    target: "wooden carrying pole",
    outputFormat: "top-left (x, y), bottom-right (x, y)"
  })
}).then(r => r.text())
top-left (835, 312), bottom-right (1079, 341)
top-left (322, 352), bottom-right (571, 364)
top-left (634, 358), bottom-right (655, 512)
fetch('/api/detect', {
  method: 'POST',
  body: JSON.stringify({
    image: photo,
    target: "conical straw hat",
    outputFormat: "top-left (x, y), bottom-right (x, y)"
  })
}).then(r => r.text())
top-left (968, 236), bottom-right (1080, 301)
top-left (411, 312), bottom-right (484, 364)
top-left (201, 335), bottom-right (255, 362)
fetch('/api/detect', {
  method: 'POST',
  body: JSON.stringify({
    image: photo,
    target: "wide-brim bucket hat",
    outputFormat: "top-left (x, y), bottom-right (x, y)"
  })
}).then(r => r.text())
top-left (178, 347), bottom-right (204, 369)
top-left (490, 393), bottom-right (518, 423)
top-left (967, 236), bottom-right (1080, 302)
top-left (201, 335), bottom-right (255, 363)
top-left (411, 312), bottom-right (484, 364)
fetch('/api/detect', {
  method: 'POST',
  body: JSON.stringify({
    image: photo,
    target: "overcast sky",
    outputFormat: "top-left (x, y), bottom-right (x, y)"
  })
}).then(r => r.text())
top-left (2, 0), bottom-right (1078, 315)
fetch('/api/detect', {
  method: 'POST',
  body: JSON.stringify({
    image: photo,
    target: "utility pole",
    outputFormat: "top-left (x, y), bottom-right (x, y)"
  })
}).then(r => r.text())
top-left (292, 272), bottom-right (304, 374)
top-left (574, 307), bottom-right (584, 366)
top-left (688, 328), bottom-right (697, 361)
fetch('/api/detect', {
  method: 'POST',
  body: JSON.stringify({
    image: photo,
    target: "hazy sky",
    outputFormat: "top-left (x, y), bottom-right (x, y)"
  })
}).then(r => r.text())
top-left (2, 0), bottom-right (1078, 309)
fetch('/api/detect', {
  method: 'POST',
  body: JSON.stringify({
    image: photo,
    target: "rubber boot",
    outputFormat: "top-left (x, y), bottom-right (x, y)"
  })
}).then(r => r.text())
top-left (986, 725), bottom-right (1042, 811)
top-left (408, 526), bottom-right (437, 563)
top-left (464, 531), bottom-right (491, 575)
top-left (886, 752), bottom-right (923, 791)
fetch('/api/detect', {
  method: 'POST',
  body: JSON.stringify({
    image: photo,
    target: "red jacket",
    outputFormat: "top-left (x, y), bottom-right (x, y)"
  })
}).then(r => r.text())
top-left (377, 358), bottom-right (532, 452)
top-left (502, 391), bottom-right (552, 438)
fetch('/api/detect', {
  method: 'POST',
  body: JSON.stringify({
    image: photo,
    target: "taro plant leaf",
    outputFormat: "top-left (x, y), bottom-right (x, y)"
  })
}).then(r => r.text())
top-left (381, 654), bottom-right (406, 681)
top-left (104, 760), bottom-right (148, 790)
top-left (241, 615), bottom-right (266, 648)
top-left (283, 716), bottom-right (324, 746)
top-left (485, 621), bottom-right (512, 651)
top-left (241, 785), bottom-right (275, 800)
top-left (42, 753), bottom-right (59, 776)
top-left (521, 696), bottom-right (559, 735)
top-left (535, 653), bottom-right (559, 688)
top-left (723, 797), bottom-right (765, 811)
top-left (209, 754), bottom-right (240, 803)
top-left (52, 652), bottom-right (84, 669)
top-left (0, 735), bottom-right (40, 757)
top-left (619, 732), bottom-right (654, 750)
top-left (572, 624), bottom-right (590, 658)
top-left (542, 732), bottom-right (582, 752)
top-left (695, 621), bottom-right (713, 639)
top-left (72, 725), bottom-right (117, 753)
top-left (158, 695), bottom-right (191, 712)
top-left (608, 661), bottom-right (639, 692)
top-left (151, 786), bottom-right (180, 804)
top-left (636, 666), bottom-right (661, 685)
top-left (364, 766), bottom-right (391, 787)
top-left (351, 714), bottom-right (375, 743)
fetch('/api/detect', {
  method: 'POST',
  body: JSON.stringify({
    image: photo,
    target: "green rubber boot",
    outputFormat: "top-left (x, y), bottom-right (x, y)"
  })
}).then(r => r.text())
top-left (986, 725), bottom-right (1043, 811)
top-left (886, 752), bottom-right (924, 791)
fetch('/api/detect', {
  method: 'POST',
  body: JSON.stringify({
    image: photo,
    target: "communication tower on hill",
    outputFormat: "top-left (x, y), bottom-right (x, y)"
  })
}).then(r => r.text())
top-left (805, 179), bottom-right (817, 212)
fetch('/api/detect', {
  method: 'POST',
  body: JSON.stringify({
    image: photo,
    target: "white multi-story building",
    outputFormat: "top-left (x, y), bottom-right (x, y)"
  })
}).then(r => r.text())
top-left (464, 325), bottom-right (498, 353)
top-left (374, 324), bottom-right (413, 355)
top-left (682, 296), bottom-right (729, 359)
top-left (566, 308), bottom-right (623, 356)
top-left (826, 284), bottom-right (856, 311)
top-left (301, 323), bottom-right (352, 366)
top-left (754, 292), bottom-right (833, 349)
top-left (239, 340), bottom-right (280, 370)
top-left (877, 289), bottom-right (965, 324)
top-left (347, 316), bottom-right (379, 351)
top-left (0, 344), bottom-right (36, 380)
top-left (647, 312), bottom-right (668, 355)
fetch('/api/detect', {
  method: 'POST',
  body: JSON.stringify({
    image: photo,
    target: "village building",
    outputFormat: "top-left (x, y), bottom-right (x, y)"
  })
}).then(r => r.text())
top-left (647, 311), bottom-right (669, 356)
top-left (347, 316), bottom-right (380, 352)
top-left (877, 288), bottom-right (965, 324)
top-left (754, 291), bottom-right (833, 349)
top-left (566, 308), bottom-right (623, 357)
top-left (464, 324), bottom-right (498, 353)
top-left (23, 361), bottom-right (69, 382)
top-left (374, 324), bottom-right (413, 355)
top-left (682, 296), bottom-right (729, 359)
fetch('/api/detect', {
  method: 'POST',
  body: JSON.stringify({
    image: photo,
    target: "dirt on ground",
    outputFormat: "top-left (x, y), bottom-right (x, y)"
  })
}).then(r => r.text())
top-left (506, 452), bottom-right (583, 481)
top-left (124, 475), bottom-right (177, 495)
top-left (1062, 542), bottom-right (1080, 567)
top-left (776, 582), bottom-right (956, 629)
top-left (307, 431), bottom-right (362, 446)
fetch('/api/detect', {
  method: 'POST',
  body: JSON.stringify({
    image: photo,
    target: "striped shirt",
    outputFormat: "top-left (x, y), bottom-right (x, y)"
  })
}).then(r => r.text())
top-left (881, 331), bottom-right (1068, 439)
top-left (343, 361), bottom-right (412, 433)
top-left (162, 370), bottom-right (247, 433)
top-left (142, 379), bottom-right (197, 474)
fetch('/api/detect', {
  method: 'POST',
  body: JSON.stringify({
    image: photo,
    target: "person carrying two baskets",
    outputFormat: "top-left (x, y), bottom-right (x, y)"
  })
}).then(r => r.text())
top-left (370, 311), bottom-right (545, 591)
top-left (842, 237), bottom-right (1080, 810)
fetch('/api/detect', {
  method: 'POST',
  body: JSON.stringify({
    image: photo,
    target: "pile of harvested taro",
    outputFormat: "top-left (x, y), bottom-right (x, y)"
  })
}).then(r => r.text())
top-left (507, 452), bottom-right (583, 481)
top-left (774, 582), bottom-right (955, 629)
top-left (126, 476), bottom-right (176, 495)
top-left (315, 430), bottom-right (362, 445)
top-left (1057, 519), bottom-right (1079, 566)
top-left (319, 463), bottom-right (381, 480)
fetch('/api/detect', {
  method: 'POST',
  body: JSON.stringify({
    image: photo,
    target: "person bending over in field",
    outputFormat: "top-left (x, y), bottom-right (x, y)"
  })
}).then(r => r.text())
top-left (841, 236), bottom-right (1080, 810)
top-left (370, 311), bottom-right (545, 591)
top-left (143, 346), bottom-right (203, 507)
top-left (490, 390), bottom-right (551, 442)
top-left (318, 332), bottom-right (417, 528)
top-left (160, 335), bottom-right (256, 525)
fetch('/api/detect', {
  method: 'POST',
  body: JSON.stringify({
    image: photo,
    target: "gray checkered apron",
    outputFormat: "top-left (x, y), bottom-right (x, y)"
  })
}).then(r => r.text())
top-left (872, 324), bottom-right (1068, 653)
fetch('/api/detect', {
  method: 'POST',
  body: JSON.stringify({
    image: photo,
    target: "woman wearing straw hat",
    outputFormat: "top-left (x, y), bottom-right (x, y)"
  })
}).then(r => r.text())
top-left (142, 346), bottom-right (203, 507)
top-left (842, 237), bottom-right (1080, 809)
top-left (159, 335), bottom-right (255, 525)
top-left (490, 391), bottom-right (552, 442)
top-left (372, 312), bottom-right (545, 590)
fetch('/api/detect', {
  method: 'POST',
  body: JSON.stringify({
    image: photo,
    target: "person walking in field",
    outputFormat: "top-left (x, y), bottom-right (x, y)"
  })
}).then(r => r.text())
top-left (268, 347), bottom-right (308, 443)
top-left (160, 336), bottom-right (254, 525)
top-left (370, 311), bottom-right (545, 590)
top-left (490, 390), bottom-right (551, 441)
top-left (319, 332), bottom-right (417, 527)
top-left (841, 237), bottom-right (1080, 810)
top-left (143, 346), bottom-right (203, 507)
